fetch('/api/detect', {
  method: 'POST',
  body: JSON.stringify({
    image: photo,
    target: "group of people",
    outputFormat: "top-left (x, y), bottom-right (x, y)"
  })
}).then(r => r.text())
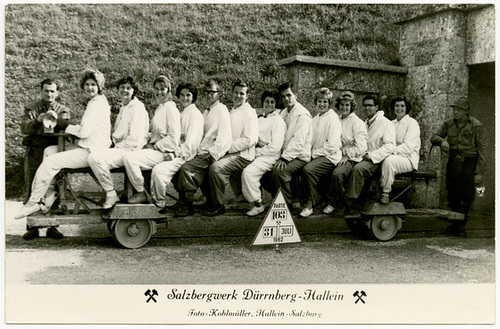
top-left (16, 68), bottom-right (485, 239)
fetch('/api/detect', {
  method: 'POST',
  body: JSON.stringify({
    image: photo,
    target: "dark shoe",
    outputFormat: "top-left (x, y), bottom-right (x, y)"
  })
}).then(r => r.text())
top-left (446, 223), bottom-right (467, 237)
top-left (201, 204), bottom-right (225, 217)
top-left (46, 227), bottom-right (64, 239)
top-left (23, 228), bottom-right (39, 240)
top-left (174, 205), bottom-right (194, 217)
top-left (194, 201), bottom-right (214, 212)
top-left (159, 201), bottom-right (184, 213)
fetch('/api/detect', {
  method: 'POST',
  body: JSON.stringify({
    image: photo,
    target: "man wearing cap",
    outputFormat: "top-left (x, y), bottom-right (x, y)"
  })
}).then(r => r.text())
top-left (431, 96), bottom-right (486, 236)
top-left (20, 78), bottom-right (72, 239)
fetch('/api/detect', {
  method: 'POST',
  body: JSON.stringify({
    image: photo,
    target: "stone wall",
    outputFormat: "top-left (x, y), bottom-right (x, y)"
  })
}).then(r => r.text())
top-left (466, 6), bottom-right (495, 65)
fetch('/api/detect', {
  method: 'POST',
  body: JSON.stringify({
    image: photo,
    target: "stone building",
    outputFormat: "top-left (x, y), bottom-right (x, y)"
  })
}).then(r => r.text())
top-left (278, 5), bottom-right (494, 215)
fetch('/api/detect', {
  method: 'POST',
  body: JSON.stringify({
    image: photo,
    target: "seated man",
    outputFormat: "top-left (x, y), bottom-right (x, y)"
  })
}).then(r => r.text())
top-left (380, 96), bottom-right (420, 204)
top-left (20, 78), bottom-right (72, 239)
top-left (300, 87), bottom-right (342, 217)
top-left (202, 80), bottom-right (258, 216)
top-left (344, 95), bottom-right (395, 214)
top-left (174, 79), bottom-right (232, 217)
top-left (271, 82), bottom-right (312, 208)
top-left (87, 76), bottom-right (149, 209)
top-left (242, 90), bottom-right (286, 216)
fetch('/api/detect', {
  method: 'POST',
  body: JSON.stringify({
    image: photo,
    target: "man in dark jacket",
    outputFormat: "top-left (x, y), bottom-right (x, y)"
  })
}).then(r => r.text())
top-left (20, 78), bottom-right (71, 239)
top-left (431, 96), bottom-right (486, 237)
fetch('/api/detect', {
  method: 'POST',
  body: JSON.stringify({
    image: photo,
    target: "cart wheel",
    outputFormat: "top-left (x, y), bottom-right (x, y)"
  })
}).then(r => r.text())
top-left (106, 220), bottom-right (116, 233)
top-left (370, 215), bottom-right (399, 241)
top-left (112, 219), bottom-right (153, 249)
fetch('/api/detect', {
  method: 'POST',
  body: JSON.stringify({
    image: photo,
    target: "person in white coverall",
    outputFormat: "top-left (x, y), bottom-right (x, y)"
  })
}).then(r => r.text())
top-left (300, 87), bottom-right (342, 218)
top-left (272, 82), bottom-right (313, 207)
top-left (174, 79), bottom-right (232, 217)
top-left (242, 90), bottom-right (286, 217)
top-left (344, 95), bottom-right (395, 214)
top-left (202, 80), bottom-right (258, 217)
top-left (16, 69), bottom-right (111, 220)
top-left (323, 91), bottom-right (367, 215)
top-left (123, 75), bottom-right (181, 205)
top-left (379, 96), bottom-right (420, 204)
top-left (87, 76), bottom-right (149, 209)
top-left (150, 82), bottom-right (204, 209)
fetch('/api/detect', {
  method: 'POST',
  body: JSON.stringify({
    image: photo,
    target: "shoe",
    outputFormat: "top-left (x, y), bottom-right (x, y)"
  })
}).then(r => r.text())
top-left (380, 193), bottom-right (390, 204)
top-left (194, 201), bottom-right (213, 211)
top-left (128, 191), bottom-right (148, 204)
top-left (323, 204), bottom-right (335, 214)
top-left (174, 204), bottom-right (194, 217)
top-left (46, 227), bottom-right (64, 239)
top-left (247, 205), bottom-right (266, 217)
top-left (102, 195), bottom-right (120, 209)
top-left (300, 207), bottom-right (314, 217)
top-left (201, 204), bottom-right (225, 217)
top-left (15, 201), bottom-right (41, 219)
top-left (291, 202), bottom-right (301, 210)
top-left (22, 228), bottom-right (39, 240)
top-left (159, 201), bottom-right (184, 213)
top-left (446, 223), bottom-right (467, 237)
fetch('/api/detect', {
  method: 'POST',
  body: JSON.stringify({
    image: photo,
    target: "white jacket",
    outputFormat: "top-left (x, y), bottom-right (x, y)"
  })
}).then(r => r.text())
top-left (227, 102), bottom-right (258, 161)
top-left (366, 110), bottom-right (396, 164)
top-left (256, 110), bottom-right (286, 160)
top-left (341, 112), bottom-right (368, 162)
top-left (112, 97), bottom-right (149, 150)
top-left (150, 100), bottom-right (181, 153)
top-left (311, 109), bottom-right (342, 165)
top-left (281, 102), bottom-right (313, 162)
top-left (392, 114), bottom-right (421, 170)
top-left (174, 103), bottom-right (204, 162)
top-left (198, 101), bottom-right (232, 161)
top-left (65, 94), bottom-right (111, 151)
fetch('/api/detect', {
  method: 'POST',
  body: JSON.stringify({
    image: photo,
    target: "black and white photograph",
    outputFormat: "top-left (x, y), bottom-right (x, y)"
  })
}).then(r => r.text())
top-left (3, 1), bottom-right (495, 325)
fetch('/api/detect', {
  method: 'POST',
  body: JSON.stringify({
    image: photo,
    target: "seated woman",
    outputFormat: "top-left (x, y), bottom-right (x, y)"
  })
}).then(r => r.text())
top-left (87, 76), bottom-right (149, 209)
top-left (123, 75), bottom-right (181, 204)
top-left (150, 83), bottom-right (204, 209)
top-left (323, 91), bottom-right (367, 214)
top-left (300, 87), bottom-right (342, 217)
top-left (16, 69), bottom-right (111, 218)
top-left (241, 90), bottom-right (286, 216)
top-left (380, 96), bottom-right (421, 203)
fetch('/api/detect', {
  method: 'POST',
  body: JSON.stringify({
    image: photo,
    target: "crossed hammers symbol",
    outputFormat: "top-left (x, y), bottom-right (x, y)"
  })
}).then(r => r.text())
top-left (145, 289), bottom-right (158, 303)
top-left (353, 290), bottom-right (367, 304)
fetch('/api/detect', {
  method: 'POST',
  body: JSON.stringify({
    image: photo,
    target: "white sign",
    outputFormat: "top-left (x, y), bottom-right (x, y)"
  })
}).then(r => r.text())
top-left (252, 188), bottom-right (301, 245)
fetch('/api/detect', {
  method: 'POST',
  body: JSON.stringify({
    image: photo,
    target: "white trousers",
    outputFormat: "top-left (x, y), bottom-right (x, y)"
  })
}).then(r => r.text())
top-left (29, 145), bottom-right (90, 202)
top-left (380, 155), bottom-right (414, 193)
top-left (87, 148), bottom-right (131, 192)
top-left (123, 149), bottom-right (164, 192)
top-left (151, 157), bottom-right (185, 203)
top-left (241, 156), bottom-right (277, 203)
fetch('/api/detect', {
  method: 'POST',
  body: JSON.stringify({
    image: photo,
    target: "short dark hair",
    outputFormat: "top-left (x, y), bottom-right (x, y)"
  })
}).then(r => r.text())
top-left (260, 90), bottom-right (277, 106)
top-left (203, 79), bottom-right (220, 92)
top-left (391, 96), bottom-right (412, 114)
top-left (40, 78), bottom-right (60, 90)
top-left (176, 82), bottom-right (198, 103)
top-left (278, 82), bottom-right (294, 94)
top-left (362, 95), bottom-right (379, 106)
top-left (116, 76), bottom-right (138, 99)
top-left (232, 79), bottom-right (249, 91)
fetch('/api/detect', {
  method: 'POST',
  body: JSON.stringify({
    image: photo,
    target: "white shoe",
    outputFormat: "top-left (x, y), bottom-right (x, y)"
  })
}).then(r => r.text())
top-left (300, 207), bottom-right (314, 218)
top-left (323, 204), bottom-right (335, 214)
top-left (102, 195), bottom-right (120, 209)
top-left (15, 201), bottom-right (41, 219)
top-left (246, 205), bottom-right (265, 217)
